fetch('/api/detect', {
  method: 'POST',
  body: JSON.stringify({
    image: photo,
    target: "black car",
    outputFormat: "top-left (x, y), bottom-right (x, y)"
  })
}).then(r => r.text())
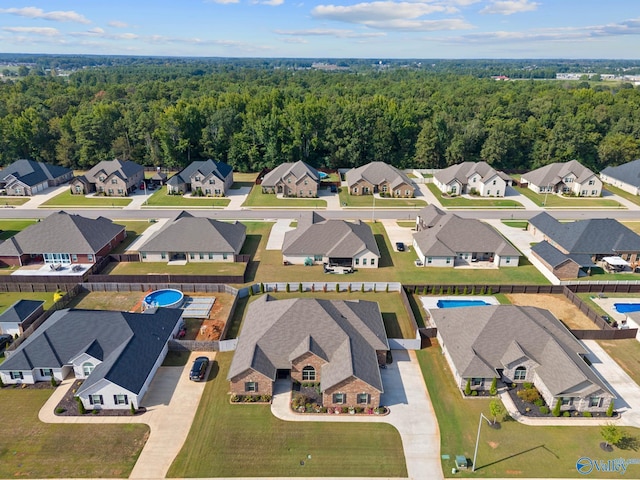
top-left (396, 242), bottom-right (405, 252)
top-left (0, 334), bottom-right (12, 352)
top-left (189, 356), bottom-right (210, 381)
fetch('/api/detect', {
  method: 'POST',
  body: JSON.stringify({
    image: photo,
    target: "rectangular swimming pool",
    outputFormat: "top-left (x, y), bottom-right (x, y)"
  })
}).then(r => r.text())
top-left (614, 303), bottom-right (640, 314)
top-left (436, 299), bottom-right (491, 309)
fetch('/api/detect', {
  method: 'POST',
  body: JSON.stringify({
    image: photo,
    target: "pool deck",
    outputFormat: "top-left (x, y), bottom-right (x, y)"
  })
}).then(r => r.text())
top-left (420, 296), bottom-right (499, 327)
top-left (593, 297), bottom-right (640, 341)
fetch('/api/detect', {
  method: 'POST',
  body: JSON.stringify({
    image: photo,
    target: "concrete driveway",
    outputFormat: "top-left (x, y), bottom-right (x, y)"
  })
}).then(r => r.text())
top-left (381, 219), bottom-right (416, 253)
top-left (265, 218), bottom-right (295, 250)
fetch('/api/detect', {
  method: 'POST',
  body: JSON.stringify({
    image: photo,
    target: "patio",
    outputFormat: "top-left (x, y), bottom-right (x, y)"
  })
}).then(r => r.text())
top-left (11, 263), bottom-right (91, 276)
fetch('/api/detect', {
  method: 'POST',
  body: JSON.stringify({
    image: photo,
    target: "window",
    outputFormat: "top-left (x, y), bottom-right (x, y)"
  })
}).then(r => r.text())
top-left (333, 393), bottom-right (346, 404)
top-left (363, 187), bottom-right (369, 194)
top-left (199, 253), bottom-right (204, 260)
top-left (209, 179), bottom-right (215, 184)
top-left (111, 178), bottom-right (118, 184)
top-left (589, 397), bottom-right (601, 408)
top-left (496, 190), bottom-right (500, 196)
top-left (355, 258), bottom-right (359, 265)
top-left (514, 366), bottom-right (526, 380)
top-left (40, 369), bottom-right (53, 377)
top-left (83, 362), bottom-right (95, 376)
top-left (395, 189), bottom-right (401, 196)
top-left (223, 253), bottom-right (228, 260)
top-left (72, 254), bottom-right (78, 262)
top-left (362, 258), bottom-right (367, 266)
top-left (492, 179), bottom-right (496, 185)
top-left (99, 175), bottom-right (105, 182)
top-left (209, 253), bottom-right (214, 260)
top-left (302, 366), bottom-right (316, 381)
top-left (75, 185), bottom-right (82, 193)
top-left (114, 394), bottom-right (128, 405)
top-left (592, 190), bottom-right (597, 195)
top-left (451, 186), bottom-right (457, 194)
top-left (314, 255), bottom-right (323, 262)
top-left (446, 257), bottom-right (451, 264)
top-left (214, 189), bottom-right (221, 195)
top-left (304, 180), bottom-right (308, 185)
top-left (141, 252), bottom-right (147, 259)
top-left (487, 190), bottom-right (491, 196)
top-left (357, 393), bottom-right (369, 404)
top-left (505, 257), bottom-right (511, 264)
top-left (195, 176), bottom-right (200, 182)
top-left (287, 178), bottom-right (291, 183)
top-left (371, 258), bottom-right (375, 266)
top-left (89, 395), bottom-right (103, 405)
top-left (87, 254), bottom-right (94, 262)
top-left (245, 382), bottom-right (258, 393)
top-left (471, 378), bottom-right (482, 386)
top-left (205, 189), bottom-right (211, 195)
top-left (382, 186), bottom-right (388, 192)
top-left (561, 397), bottom-right (573, 406)
top-left (189, 253), bottom-right (195, 260)
top-left (589, 179), bottom-right (595, 185)
top-left (472, 177), bottom-right (477, 183)
top-left (427, 257), bottom-right (432, 264)
top-left (581, 190), bottom-right (587, 196)
top-left (161, 252), bottom-right (166, 260)
top-left (353, 187), bottom-right (358, 194)
top-left (405, 190), bottom-right (411, 196)
top-left (564, 177), bottom-right (573, 183)
top-left (10, 371), bottom-right (23, 380)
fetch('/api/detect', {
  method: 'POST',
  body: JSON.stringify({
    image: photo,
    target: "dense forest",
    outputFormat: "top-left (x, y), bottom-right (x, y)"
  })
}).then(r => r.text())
top-left (1, 58), bottom-right (639, 173)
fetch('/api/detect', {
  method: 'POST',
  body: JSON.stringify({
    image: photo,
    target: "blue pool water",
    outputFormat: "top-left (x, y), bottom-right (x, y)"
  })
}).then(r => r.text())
top-left (614, 303), bottom-right (640, 314)
top-left (437, 299), bottom-right (490, 309)
top-left (318, 172), bottom-right (329, 179)
top-left (144, 289), bottom-right (184, 308)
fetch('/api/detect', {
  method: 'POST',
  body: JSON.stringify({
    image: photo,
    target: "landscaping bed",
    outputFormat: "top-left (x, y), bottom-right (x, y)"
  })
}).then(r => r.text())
top-left (53, 379), bottom-right (145, 416)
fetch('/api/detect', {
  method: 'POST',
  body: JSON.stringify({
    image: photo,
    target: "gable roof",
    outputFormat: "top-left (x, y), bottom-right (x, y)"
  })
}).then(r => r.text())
top-left (600, 159), bottom-right (640, 188)
top-left (83, 159), bottom-right (143, 183)
top-left (282, 212), bottom-right (380, 258)
top-left (1, 308), bottom-right (182, 395)
top-left (0, 211), bottom-right (125, 256)
top-left (0, 300), bottom-right (44, 325)
top-left (0, 159), bottom-right (72, 187)
top-left (261, 161), bottom-right (319, 188)
top-left (522, 160), bottom-right (596, 187)
top-left (413, 207), bottom-right (520, 257)
top-left (228, 296), bottom-right (389, 392)
top-left (431, 305), bottom-right (612, 396)
top-left (166, 159), bottom-right (232, 188)
top-left (434, 161), bottom-right (507, 187)
top-left (139, 211), bottom-right (245, 253)
top-left (531, 241), bottom-right (594, 268)
top-left (345, 162), bottom-right (413, 190)
top-left (529, 212), bottom-right (640, 254)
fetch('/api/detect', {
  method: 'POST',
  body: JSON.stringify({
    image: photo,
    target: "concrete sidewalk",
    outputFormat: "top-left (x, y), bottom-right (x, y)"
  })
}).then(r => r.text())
top-left (415, 183), bottom-right (441, 207)
top-left (14, 185), bottom-right (69, 209)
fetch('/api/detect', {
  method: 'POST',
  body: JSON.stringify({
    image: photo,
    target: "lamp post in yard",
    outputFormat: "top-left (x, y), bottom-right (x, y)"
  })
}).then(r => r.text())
top-left (472, 412), bottom-right (492, 472)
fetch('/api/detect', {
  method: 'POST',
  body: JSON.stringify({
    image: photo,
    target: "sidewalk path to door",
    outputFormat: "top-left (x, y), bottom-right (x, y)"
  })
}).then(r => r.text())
top-left (271, 350), bottom-right (443, 480)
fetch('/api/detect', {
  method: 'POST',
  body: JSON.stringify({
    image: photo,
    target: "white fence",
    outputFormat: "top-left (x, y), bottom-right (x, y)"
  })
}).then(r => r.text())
top-left (253, 282), bottom-right (402, 294)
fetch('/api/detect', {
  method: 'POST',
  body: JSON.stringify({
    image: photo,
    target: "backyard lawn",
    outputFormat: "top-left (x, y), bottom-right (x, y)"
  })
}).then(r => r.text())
top-left (0, 219), bottom-right (37, 239)
top-left (426, 184), bottom-right (523, 208)
top-left (0, 388), bottom-right (149, 478)
top-left (168, 352), bottom-right (407, 478)
top-left (105, 260), bottom-right (246, 276)
top-left (0, 292), bottom-right (56, 313)
top-left (67, 291), bottom-right (146, 311)
top-left (417, 344), bottom-right (640, 478)
top-left (40, 190), bottom-right (132, 207)
top-left (597, 339), bottom-right (640, 387)
top-left (338, 188), bottom-right (427, 208)
top-left (512, 185), bottom-right (622, 208)
top-left (143, 187), bottom-right (230, 207)
top-left (242, 186), bottom-right (327, 208)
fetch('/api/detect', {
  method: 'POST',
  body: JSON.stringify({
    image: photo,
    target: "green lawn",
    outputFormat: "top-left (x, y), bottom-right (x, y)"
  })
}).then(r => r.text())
top-left (603, 184), bottom-right (640, 206)
top-left (426, 184), bottom-right (523, 208)
top-left (573, 268), bottom-right (640, 282)
top-left (233, 172), bottom-right (259, 183)
top-left (67, 291), bottom-right (145, 311)
top-left (40, 190), bottom-right (132, 207)
top-left (0, 292), bottom-right (56, 313)
top-left (501, 220), bottom-right (529, 229)
top-left (143, 187), bottom-right (230, 207)
top-left (167, 352), bottom-right (407, 478)
top-left (0, 197), bottom-right (29, 206)
top-left (0, 388), bottom-right (148, 478)
top-left (622, 222), bottom-right (640, 235)
top-left (0, 219), bottom-right (37, 239)
top-left (243, 185), bottom-right (327, 208)
top-left (105, 260), bottom-right (246, 276)
top-left (417, 345), bottom-right (640, 478)
top-left (513, 185), bottom-right (622, 208)
top-left (397, 221), bottom-right (415, 228)
top-left (110, 220), bottom-right (152, 253)
top-left (598, 339), bottom-right (640, 387)
top-left (338, 188), bottom-right (426, 208)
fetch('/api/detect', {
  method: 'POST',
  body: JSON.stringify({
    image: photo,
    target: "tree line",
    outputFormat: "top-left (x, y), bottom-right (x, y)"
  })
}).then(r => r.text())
top-left (1, 64), bottom-right (639, 173)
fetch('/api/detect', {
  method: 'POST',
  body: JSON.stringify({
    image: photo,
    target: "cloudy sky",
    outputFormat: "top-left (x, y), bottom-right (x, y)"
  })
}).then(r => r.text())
top-left (0, 1), bottom-right (639, 58)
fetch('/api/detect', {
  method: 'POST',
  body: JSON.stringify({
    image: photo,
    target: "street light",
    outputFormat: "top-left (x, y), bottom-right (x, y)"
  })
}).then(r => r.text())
top-left (472, 412), bottom-right (492, 472)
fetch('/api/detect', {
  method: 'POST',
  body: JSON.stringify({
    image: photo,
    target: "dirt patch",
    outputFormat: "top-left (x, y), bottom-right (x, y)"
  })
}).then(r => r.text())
top-left (506, 294), bottom-right (596, 330)
top-left (488, 441), bottom-right (499, 449)
top-left (189, 292), bottom-right (234, 341)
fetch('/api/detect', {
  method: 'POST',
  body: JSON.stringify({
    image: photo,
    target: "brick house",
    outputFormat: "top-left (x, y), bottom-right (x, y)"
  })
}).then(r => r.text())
top-left (0, 159), bottom-right (73, 196)
top-left (261, 161), bottom-right (320, 197)
top-left (70, 159), bottom-right (144, 196)
top-left (228, 295), bottom-right (389, 408)
top-left (166, 159), bottom-right (233, 196)
top-left (433, 161), bottom-right (510, 197)
top-left (345, 161), bottom-right (415, 197)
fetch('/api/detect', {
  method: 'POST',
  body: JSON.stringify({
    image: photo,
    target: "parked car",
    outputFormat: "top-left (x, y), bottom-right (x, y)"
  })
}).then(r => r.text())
top-left (396, 242), bottom-right (405, 252)
top-left (0, 334), bottom-right (12, 352)
top-left (189, 356), bottom-right (210, 381)
top-left (330, 185), bottom-right (338, 193)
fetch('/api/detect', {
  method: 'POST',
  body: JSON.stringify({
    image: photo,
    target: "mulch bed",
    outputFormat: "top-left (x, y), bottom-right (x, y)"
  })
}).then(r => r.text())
top-left (292, 383), bottom-right (322, 405)
top-left (53, 379), bottom-right (146, 417)
top-left (507, 385), bottom-right (613, 419)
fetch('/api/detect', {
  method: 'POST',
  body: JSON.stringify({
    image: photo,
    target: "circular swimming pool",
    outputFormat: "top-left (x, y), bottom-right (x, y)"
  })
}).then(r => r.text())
top-left (144, 289), bottom-right (184, 309)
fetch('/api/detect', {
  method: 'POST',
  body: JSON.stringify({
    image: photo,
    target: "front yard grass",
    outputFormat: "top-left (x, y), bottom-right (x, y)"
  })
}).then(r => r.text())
top-left (501, 220), bottom-right (529, 229)
top-left (623, 222), bottom-right (640, 235)
top-left (417, 344), bottom-right (640, 478)
top-left (143, 187), bottom-right (230, 207)
top-left (0, 388), bottom-right (148, 478)
top-left (426, 184), bottom-right (523, 208)
top-left (603, 184), bottom-right (640, 206)
top-left (110, 220), bottom-right (152, 253)
top-left (0, 219), bottom-right (37, 239)
top-left (0, 197), bottom-right (29, 206)
top-left (168, 352), bottom-right (406, 478)
top-left (242, 186), bottom-right (327, 208)
top-left (0, 292), bottom-right (56, 313)
top-left (338, 188), bottom-right (427, 208)
top-left (512, 185), bottom-right (622, 208)
top-left (40, 190), bottom-right (132, 207)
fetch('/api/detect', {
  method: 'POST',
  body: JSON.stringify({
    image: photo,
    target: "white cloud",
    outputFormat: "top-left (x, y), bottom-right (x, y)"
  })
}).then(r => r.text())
top-left (480, 0), bottom-right (539, 15)
top-left (69, 28), bottom-right (140, 41)
top-left (2, 26), bottom-right (61, 36)
top-left (275, 28), bottom-right (386, 38)
top-left (260, 0), bottom-right (285, 5)
top-left (0, 7), bottom-right (90, 24)
top-left (108, 21), bottom-right (129, 28)
top-left (312, 2), bottom-right (451, 23)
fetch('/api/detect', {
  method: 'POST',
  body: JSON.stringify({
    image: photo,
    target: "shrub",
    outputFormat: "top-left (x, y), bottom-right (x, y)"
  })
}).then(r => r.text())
top-left (446, 287), bottom-right (452, 295)
top-left (431, 285), bottom-right (436, 295)
top-left (92, 409), bottom-right (99, 415)
top-left (533, 398), bottom-right (544, 407)
top-left (479, 286), bottom-right (485, 295)
top-left (260, 283), bottom-right (265, 294)
top-left (517, 387), bottom-right (541, 403)
top-left (335, 283), bottom-right (340, 293)
top-left (373, 284), bottom-right (377, 293)
top-left (385, 283), bottom-right (389, 293)
top-left (552, 400), bottom-right (561, 417)
top-left (439, 287), bottom-right (444, 295)
top-left (327, 407), bottom-right (334, 414)
top-left (355, 407), bottom-right (365, 414)
top-left (523, 382), bottom-right (533, 390)
top-left (76, 397), bottom-right (86, 414)
top-left (539, 406), bottom-right (550, 414)
top-left (464, 379), bottom-right (471, 396)
top-left (348, 283), bottom-right (352, 293)
top-left (471, 390), bottom-right (478, 396)
top-left (50, 376), bottom-right (57, 387)
top-left (230, 394), bottom-right (240, 403)
top-left (471, 286), bottom-right (476, 295)
top-left (583, 411), bottom-right (592, 417)
top-left (322, 284), bottom-right (327, 293)
top-left (463, 286), bottom-right (468, 295)
top-left (0, 376), bottom-right (3, 388)
top-left (454, 286), bottom-right (459, 295)
top-left (563, 411), bottom-right (571, 417)
top-left (285, 283), bottom-right (290, 293)
top-left (606, 401), bottom-right (615, 417)
top-left (55, 406), bottom-right (66, 414)
top-left (361, 283), bottom-right (365, 293)
top-left (489, 378), bottom-right (497, 396)
top-left (130, 402), bottom-right (136, 415)
top-left (341, 406), bottom-right (349, 414)
top-left (487, 287), bottom-right (493, 295)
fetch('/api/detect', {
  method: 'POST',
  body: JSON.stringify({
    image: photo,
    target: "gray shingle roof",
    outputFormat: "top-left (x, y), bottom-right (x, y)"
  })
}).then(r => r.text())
top-left (345, 162), bottom-right (413, 190)
top-left (522, 160), bottom-right (596, 187)
top-left (228, 296), bottom-right (389, 392)
top-left (531, 241), bottom-right (595, 268)
top-left (261, 161), bottom-right (319, 188)
top-left (1, 308), bottom-right (182, 395)
top-left (529, 212), bottom-right (640, 255)
top-left (434, 161), bottom-right (505, 186)
top-left (0, 300), bottom-right (44, 325)
top-left (413, 208), bottom-right (520, 257)
top-left (600, 159), bottom-right (640, 188)
top-left (0, 211), bottom-right (125, 256)
top-left (84, 159), bottom-right (143, 182)
top-left (282, 212), bottom-right (380, 258)
top-left (139, 211), bottom-right (246, 254)
top-left (431, 305), bottom-right (612, 396)
top-left (166, 160), bottom-right (232, 188)
top-left (0, 159), bottom-right (72, 187)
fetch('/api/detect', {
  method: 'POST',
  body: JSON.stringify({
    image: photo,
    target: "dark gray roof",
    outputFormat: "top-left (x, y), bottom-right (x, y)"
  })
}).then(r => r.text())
top-left (529, 212), bottom-right (640, 255)
top-left (228, 296), bottom-right (388, 392)
top-left (83, 159), bottom-right (143, 182)
top-left (600, 159), bottom-right (640, 188)
top-left (261, 161), bottom-right (319, 188)
top-left (0, 211), bottom-right (125, 256)
top-left (282, 212), bottom-right (380, 258)
top-left (345, 162), bottom-right (413, 190)
top-left (431, 305), bottom-right (612, 396)
top-left (413, 209), bottom-right (520, 258)
top-left (0, 159), bottom-right (72, 187)
top-left (531, 241), bottom-right (594, 268)
top-left (434, 161), bottom-right (506, 186)
top-left (1, 308), bottom-right (181, 395)
top-left (139, 211), bottom-right (245, 254)
top-left (522, 160), bottom-right (596, 187)
top-left (0, 300), bottom-right (44, 325)
top-left (166, 160), bottom-right (232, 187)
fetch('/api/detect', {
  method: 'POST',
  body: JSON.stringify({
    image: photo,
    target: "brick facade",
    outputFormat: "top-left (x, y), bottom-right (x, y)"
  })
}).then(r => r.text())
top-left (291, 352), bottom-right (325, 384)
top-left (229, 370), bottom-right (273, 396)
top-left (323, 377), bottom-right (381, 409)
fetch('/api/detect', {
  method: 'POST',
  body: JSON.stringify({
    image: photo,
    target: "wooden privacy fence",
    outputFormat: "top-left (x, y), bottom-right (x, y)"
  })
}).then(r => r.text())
top-left (84, 282), bottom-right (238, 295)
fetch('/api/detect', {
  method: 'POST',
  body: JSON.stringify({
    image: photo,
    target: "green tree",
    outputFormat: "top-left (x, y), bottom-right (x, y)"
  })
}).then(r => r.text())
top-left (489, 399), bottom-right (505, 424)
top-left (601, 424), bottom-right (623, 448)
top-left (489, 377), bottom-right (497, 396)
top-left (464, 379), bottom-right (471, 396)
